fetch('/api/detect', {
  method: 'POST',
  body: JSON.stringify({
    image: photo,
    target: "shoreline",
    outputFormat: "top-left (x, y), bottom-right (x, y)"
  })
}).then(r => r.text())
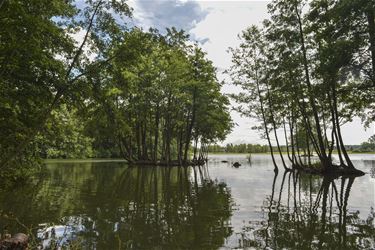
top-left (207, 152), bottom-right (375, 155)
top-left (42, 152), bottom-right (375, 163)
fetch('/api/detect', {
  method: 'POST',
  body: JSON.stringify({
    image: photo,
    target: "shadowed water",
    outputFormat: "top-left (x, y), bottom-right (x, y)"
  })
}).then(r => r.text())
top-left (0, 154), bottom-right (374, 249)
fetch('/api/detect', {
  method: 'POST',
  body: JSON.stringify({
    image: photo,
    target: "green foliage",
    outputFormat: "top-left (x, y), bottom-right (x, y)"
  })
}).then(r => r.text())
top-left (0, 1), bottom-right (74, 160)
top-left (87, 28), bottom-right (232, 164)
top-left (36, 105), bottom-right (94, 159)
top-left (229, 0), bottom-right (374, 170)
top-left (0, 0), bottom-right (232, 179)
top-left (0, 0), bottom-right (132, 179)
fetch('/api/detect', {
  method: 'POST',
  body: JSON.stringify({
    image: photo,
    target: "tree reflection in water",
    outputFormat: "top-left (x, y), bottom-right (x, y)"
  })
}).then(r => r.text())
top-left (1, 164), bottom-right (233, 249)
top-left (237, 171), bottom-right (375, 249)
top-left (89, 166), bottom-right (234, 249)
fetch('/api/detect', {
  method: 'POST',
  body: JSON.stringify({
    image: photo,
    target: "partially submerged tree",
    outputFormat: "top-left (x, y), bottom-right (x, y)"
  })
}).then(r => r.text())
top-left (89, 28), bottom-right (232, 166)
top-left (229, 0), bottom-right (373, 175)
top-left (0, 1), bottom-right (232, 179)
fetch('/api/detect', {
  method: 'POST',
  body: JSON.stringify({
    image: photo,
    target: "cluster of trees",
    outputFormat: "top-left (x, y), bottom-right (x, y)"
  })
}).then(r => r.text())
top-left (94, 28), bottom-right (232, 166)
top-left (229, 0), bottom-right (374, 173)
top-left (207, 143), bottom-right (270, 153)
top-left (0, 0), bottom-right (232, 179)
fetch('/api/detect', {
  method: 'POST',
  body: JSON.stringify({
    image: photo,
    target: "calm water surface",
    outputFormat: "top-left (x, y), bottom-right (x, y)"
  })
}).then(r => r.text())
top-left (0, 154), bottom-right (374, 249)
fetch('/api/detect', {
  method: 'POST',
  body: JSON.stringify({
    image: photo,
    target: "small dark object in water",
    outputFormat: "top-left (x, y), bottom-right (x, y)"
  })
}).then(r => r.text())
top-left (221, 160), bottom-right (228, 163)
top-left (233, 162), bottom-right (241, 168)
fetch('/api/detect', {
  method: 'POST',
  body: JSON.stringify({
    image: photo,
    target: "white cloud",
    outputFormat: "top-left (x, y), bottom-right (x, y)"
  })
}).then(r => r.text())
top-left (191, 1), bottom-right (269, 70)
top-left (190, 1), bottom-right (270, 144)
top-left (128, 0), bottom-right (209, 33)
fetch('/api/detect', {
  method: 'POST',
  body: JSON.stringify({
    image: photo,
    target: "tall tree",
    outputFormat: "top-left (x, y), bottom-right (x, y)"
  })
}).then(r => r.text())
top-left (0, 0), bottom-right (132, 174)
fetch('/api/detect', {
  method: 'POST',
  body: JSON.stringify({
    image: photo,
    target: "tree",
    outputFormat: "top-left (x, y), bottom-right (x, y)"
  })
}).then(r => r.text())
top-left (36, 105), bottom-right (94, 159)
top-left (0, 0), bottom-right (77, 174)
top-left (228, 26), bottom-right (281, 171)
top-left (83, 28), bottom-right (232, 166)
top-left (0, 0), bottom-right (132, 176)
top-left (229, 0), bottom-right (369, 175)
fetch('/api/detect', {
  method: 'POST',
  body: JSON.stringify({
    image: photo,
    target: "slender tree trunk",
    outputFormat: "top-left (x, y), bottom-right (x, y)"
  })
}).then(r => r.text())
top-left (295, 5), bottom-right (330, 169)
top-left (255, 71), bottom-right (278, 171)
top-left (142, 123), bottom-right (147, 160)
top-left (161, 119), bottom-right (166, 161)
top-left (165, 93), bottom-right (172, 165)
top-left (328, 129), bottom-right (335, 159)
top-left (136, 122), bottom-right (141, 160)
top-left (295, 125), bottom-right (304, 167)
top-left (288, 110), bottom-right (297, 167)
top-left (334, 126), bottom-right (344, 165)
top-left (265, 83), bottom-right (288, 170)
top-left (184, 89), bottom-right (196, 163)
top-left (153, 104), bottom-right (160, 163)
top-left (367, 8), bottom-right (375, 85)
top-left (327, 91), bottom-right (344, 165)
top-left (322, 111), bottom-right (329, 151)
top-left (327, 96), bottom-right (335, 160)
top-left (178, 128), bottom-right (184, 165)
top-left (297, 99), bottom-right (321, 158)
top-left (283, 117), bottom-right (294, 164)
top-left (306, 128), bottom-right (311, 166)
top-left (193, 136), bottom-right (198, 161)
top-left (332, 84), bottom-right (354, 168)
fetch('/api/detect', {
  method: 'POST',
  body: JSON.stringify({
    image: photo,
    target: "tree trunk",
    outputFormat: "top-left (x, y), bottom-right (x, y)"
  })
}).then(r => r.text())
top-left (367, 8), bottom-right (375, 85)
top-left (193, 136), bottom-right (199, 161)
top-left (184, 87), bottom-right (197, 163)
top-left (265, 83), bottom-right (288, 170)
top-left (178, 128), bottom-right (184, 165)
top-left (306, 128), bottom-right (311, 166)
top-left (327, 91), bottom-right (344, 165)
top-left (295, 4), bottom-right (330, 169)
top-left (332, 85), bottom-right (354, 168)
top-left (255, 72), bottom-right (278, 171)
top-left (288, 110), bottom-right (297, 166)
top-left (153, 104), bottom-right (160, 163)
top-left (142, 123), bottom-right (147, 160)
top-left (283, 117), bottom-right (294, 165)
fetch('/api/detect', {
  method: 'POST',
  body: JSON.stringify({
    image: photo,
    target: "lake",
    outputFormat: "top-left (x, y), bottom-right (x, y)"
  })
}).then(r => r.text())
top-left (0, 154), bottom-right (374, 249)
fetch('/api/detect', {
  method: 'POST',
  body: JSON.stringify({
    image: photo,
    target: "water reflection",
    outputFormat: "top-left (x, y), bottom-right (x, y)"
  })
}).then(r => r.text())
top-left (237, 171), bottom-right (375, 249)
top-left (0, 163), bottom-right (233, 249)
top-left (1, 156), bottom-right (374, 249)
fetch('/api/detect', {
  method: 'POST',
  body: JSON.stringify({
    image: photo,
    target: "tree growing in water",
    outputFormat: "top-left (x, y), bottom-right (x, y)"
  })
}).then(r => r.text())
top-left (229, 0), bottom-right (374, 174)
top-left (88, 28), bottom-right (232, 166)
top-left (0, 1), bottom-right (232, 178)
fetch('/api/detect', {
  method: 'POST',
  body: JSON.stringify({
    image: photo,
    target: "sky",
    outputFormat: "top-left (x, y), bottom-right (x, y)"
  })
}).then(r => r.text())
top-left (126, 0), bottom-right (374, 145)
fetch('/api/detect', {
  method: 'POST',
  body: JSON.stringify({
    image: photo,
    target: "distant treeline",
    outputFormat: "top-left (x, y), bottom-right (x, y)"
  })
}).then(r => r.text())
top-left (208, 137), bottom-right (375, 154)
top-left (207, 144), bottom-right (271, 153)
top-left (349, 135), bottom-right (375, 153)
